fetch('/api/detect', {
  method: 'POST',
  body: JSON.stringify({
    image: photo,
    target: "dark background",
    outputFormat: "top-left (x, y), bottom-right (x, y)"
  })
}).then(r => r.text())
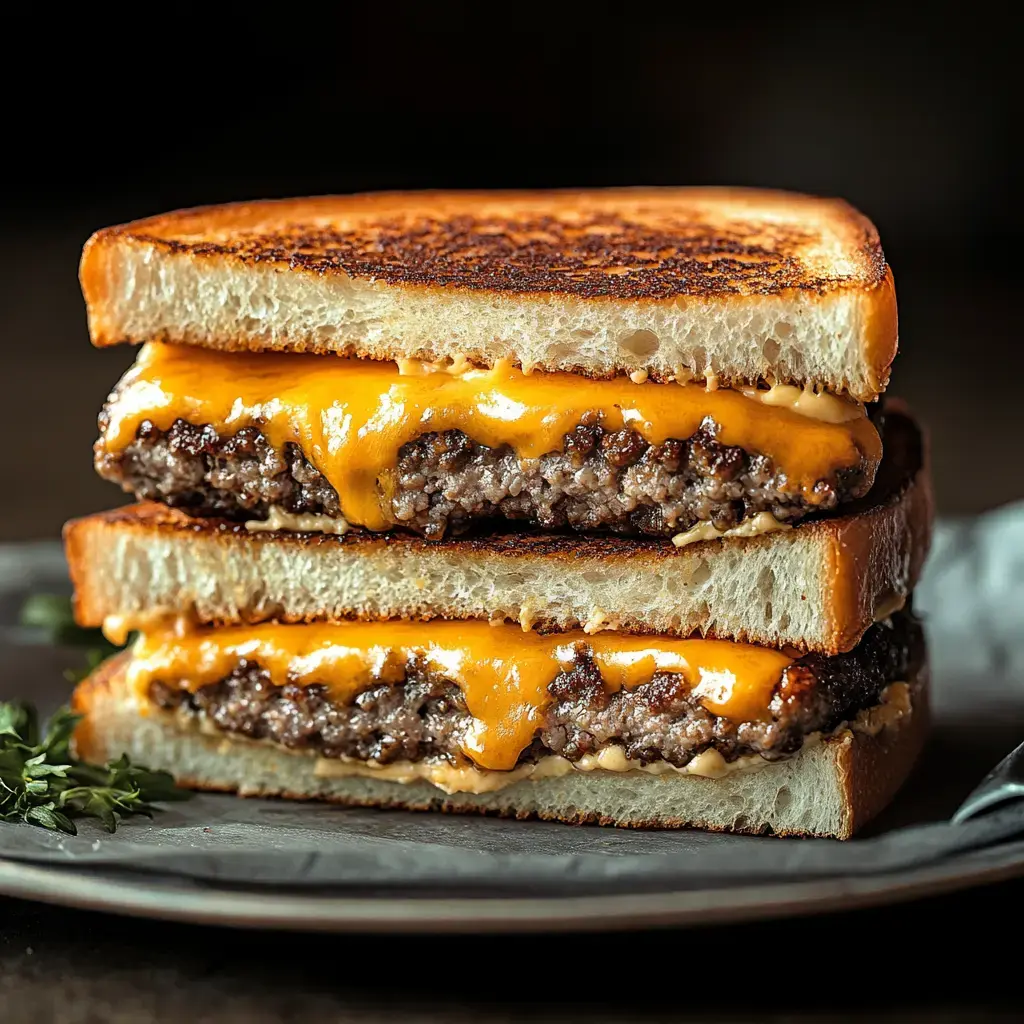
top-left (1, 11), bottom-right (1022, 1019)
top-left (1, 8), bottom-right (1019, 539)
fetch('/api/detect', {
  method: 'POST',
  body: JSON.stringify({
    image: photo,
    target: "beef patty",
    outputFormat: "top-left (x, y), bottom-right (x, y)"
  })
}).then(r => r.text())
top-left (149, 612), bottom-right (920, 770)
top-left (97, 412), bottom-right (876, 540)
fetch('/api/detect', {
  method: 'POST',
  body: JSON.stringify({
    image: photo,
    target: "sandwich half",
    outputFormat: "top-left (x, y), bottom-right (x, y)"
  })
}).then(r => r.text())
top-left (67, 187), bottom-right (930, 839)
top-left (72, 613), bottom-right (928, 840)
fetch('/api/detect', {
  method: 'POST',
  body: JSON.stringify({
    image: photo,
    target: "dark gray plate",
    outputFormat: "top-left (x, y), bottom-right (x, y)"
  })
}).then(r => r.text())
top-left (0, 841), bottom-right (1023, 933)
top-left (1, 521), bottom-right (1022, 934)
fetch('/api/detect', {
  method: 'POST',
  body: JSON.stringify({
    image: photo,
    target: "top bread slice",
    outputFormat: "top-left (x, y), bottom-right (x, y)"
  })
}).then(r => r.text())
top-left (80, 188), bottom-right (898, 400)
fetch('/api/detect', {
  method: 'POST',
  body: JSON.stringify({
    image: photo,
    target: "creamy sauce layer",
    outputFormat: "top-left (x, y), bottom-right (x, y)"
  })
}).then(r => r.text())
top-left (101, 343), bottom-right (881, 533)
top-left (117, 618), bottom-right (795, 771)
top-left (670, 511), bottom-right (793, 548)
top-left (309, 744), bottom-right (771, 794)
top-left (245, 508), bottom-right (351, 535)
top-left (176, 682), bottom-right (912, 795)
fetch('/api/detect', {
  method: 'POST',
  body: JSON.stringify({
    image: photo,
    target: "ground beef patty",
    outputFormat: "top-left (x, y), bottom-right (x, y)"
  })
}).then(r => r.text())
top-left (150, 614), bottom-right (919, 770)
top-left (97, 413), bottom-right (874, 540)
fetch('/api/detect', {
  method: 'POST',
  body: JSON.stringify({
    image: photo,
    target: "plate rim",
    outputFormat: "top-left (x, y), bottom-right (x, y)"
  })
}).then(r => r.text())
top-left (1, 840), bottom-right (1022, 933)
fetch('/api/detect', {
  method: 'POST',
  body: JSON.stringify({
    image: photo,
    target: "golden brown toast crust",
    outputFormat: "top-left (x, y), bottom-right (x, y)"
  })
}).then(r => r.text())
top-left (836, 664), bottom-right (930, 837)
top-left (84, 188), bottom-right (887, 300)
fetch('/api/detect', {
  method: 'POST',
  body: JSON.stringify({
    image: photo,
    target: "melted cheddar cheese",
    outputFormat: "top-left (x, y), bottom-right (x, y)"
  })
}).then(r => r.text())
top-left (101, 343), bottom-right (881, 533)
top-left (118, 619), bottom-right (795, 771)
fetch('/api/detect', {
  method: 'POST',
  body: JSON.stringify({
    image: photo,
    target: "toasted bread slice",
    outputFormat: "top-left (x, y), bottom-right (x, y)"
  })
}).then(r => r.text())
top-left (81, 188), bottom-right (897, 400)
top-left (71, 652), bottom-right (929, 839)
top-left (65, 410), bottom-right (930, 654)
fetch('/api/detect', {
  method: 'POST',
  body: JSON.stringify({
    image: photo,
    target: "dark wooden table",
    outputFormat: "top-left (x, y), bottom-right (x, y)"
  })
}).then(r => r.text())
top-left (2, 649), bottom-right (1021, 1021)
top-left (2, 880), bottom-right (1022, 1021)
top-left (1, 231), bottom-right (1022, 1021)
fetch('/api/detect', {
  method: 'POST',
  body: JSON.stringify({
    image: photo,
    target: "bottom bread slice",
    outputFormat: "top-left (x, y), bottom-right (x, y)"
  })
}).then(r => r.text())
top-left (72, 653), bottom-right (929, 840)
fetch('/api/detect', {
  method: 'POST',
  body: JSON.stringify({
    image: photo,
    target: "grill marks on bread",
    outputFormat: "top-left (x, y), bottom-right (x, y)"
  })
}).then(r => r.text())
top-left (105, 188), bottom-right (887, 300)
top-left (137, 215), bottom-right (861, 299)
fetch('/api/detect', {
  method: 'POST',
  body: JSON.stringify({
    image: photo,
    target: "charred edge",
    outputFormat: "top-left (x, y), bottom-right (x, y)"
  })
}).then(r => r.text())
top-left (121, 211), bottom-right (885, 299)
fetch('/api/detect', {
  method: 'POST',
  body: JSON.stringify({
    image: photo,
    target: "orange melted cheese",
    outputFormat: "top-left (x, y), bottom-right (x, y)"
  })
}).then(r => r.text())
top-left (101, 343), bottom-right (881, 533)
top-left (120, 620), bottom-right (795, 771)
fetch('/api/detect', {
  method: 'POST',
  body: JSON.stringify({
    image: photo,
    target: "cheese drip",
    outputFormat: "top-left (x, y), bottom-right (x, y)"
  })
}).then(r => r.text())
top-left (118, 619), bottom-right (795, 771)
top-left (101, 343), bottom-right (881, 533)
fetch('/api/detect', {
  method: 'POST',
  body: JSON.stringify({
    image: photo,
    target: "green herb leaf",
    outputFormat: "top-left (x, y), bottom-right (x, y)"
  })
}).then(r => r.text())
top-left (0, 702), bottom-right (33, 741)
top-left (0, 699), bottom-right (191, 835)
top-left (103, 754), bottom-right (191, 803)
top-left (41, 708), bottom-right (82, 762)
top-left (20, 594), bottom-right (77, 632)
top-left (24, 802), bottom-right (78, 835)
top-left (21, 594), bottom-right (126, 678)
top-left (23, 756), bottom-right (72, 780)
top-left (5, 596), bottom-right (184, 834)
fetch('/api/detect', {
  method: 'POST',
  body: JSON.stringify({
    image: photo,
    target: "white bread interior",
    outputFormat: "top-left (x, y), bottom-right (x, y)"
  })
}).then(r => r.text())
top-left (71, 655), bottom-right (929, 840)
top-left (80, 189), bottom-right (897, 400)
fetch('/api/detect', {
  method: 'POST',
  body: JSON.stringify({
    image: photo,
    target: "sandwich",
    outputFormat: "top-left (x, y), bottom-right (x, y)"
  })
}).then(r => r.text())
top-left (65, 188), bottom-right (932, 838)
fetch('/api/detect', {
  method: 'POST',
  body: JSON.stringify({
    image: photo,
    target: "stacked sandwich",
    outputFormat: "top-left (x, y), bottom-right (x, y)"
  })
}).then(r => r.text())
top-left (64, 189), bottom-right (932, 838)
